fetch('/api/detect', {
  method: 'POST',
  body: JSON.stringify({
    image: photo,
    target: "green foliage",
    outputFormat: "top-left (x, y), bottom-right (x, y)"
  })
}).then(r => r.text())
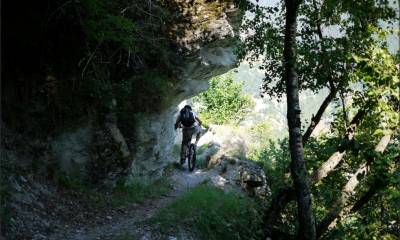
top-left (239, 0), bottom-right (397, 99)
top-left (249, 121), bottom-right (272, 144)
top-left (350, 46), bottom-right (399, 131)
top-left (248, 117), bottom-right (399, 238)
top-left (80, 0), bottom-right (137, 50)
top-left (314, 133), bottom-right (400, 239)
top-left (240, 0), bottom-right (399, 238)
top-left (76, 0), bottom-right (179, 115)
top-left (194, 73), bottom-right (254, 125)
top-left (325, 177), bottom-right (400, 240)
top-left (247, 121), bottom-right (292, 193)
top-left (329, 134), bottom-right (400, 240)
top-left (248, 138), bottom-right (291, 192)
top-left (155, 184), bottom-right (263, 240)
top-left (23, 0), bottom-right (179, 130)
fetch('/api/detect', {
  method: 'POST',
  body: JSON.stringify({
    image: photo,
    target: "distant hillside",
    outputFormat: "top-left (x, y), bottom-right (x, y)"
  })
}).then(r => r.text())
top-left (233, 63), bottom-right (333, 138)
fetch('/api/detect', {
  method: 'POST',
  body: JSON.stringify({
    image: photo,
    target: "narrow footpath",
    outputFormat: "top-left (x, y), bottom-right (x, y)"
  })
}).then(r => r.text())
top-left (48, 166), bottom-right (218, 240)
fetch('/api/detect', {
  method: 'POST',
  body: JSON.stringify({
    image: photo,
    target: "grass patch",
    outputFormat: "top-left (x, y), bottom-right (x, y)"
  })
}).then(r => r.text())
top-left (155, 184), bottom-right (263, 240)
top-left (58, 175), bottom-right (91, 192)
top-left (58, 175), bottom-right (172, 207)
top-left (195, 144), bottom-right (210, 169)
top-left (196, 144), bottom-right (208, 156)
top-left (113, 233), bottom-right (138, 240)
top-left (111, 178), bottom-right (172, 206)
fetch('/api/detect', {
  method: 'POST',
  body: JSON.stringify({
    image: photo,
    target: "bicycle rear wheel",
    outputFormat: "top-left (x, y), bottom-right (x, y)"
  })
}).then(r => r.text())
top-left (188, 144), bottom-right (196, 172)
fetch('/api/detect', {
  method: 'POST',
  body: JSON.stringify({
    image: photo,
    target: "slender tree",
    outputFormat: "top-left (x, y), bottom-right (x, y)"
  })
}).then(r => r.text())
top-left (282, 0), bottom-right (316, 239)
top-left (241, 0), bottom-right (397, 238)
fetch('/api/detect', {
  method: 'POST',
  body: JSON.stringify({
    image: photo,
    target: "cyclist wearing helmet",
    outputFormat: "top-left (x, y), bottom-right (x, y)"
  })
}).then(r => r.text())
top-left (174, 105), bottom-right (203, 164)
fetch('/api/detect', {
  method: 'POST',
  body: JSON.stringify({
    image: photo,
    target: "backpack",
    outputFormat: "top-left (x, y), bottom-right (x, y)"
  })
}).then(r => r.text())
top-left (180, 108), bottom-right (195, 127)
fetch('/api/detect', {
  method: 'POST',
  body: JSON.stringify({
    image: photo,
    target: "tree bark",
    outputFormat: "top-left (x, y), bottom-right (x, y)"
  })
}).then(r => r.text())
top-left (264, 186), bottom-right (296, 237)
top-left (348, 155), bottom-right (400, 213)
top-left (283, 0), bottom-right (316, 239)
top-left (350, 155), bottom-right (399, 213)
top-left (310, 109), bottom-right (365, 183)
top-left (302, 88), bottom-right (337, 143)
top-left (316, 135), bottom-right (392, 238)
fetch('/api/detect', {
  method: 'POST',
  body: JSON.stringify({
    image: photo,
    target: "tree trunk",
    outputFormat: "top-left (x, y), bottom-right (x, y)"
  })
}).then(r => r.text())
top-left (283, 0), bottom-right (316, 239)
top-left (316, 135), bottom-right (392, 238)
top-left (264, 186), bottom-right (296, 237)
top-left (350, 155), bottom-right (399, 213)
top-left (349, 155), bottom-right (400, 213)
top-left (309, 109), bottom-right (363, 181)
top-left (303, 88), bottom-right (337, 143)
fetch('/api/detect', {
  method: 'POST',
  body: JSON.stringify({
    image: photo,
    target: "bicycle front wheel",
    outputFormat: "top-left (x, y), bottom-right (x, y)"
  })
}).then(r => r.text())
top-left (188, 144), bottom-right (196, 172)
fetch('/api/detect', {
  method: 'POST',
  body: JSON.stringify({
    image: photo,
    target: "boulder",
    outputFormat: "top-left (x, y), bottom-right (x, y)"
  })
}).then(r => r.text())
top-left (210, 155), bottom-right (270, 199)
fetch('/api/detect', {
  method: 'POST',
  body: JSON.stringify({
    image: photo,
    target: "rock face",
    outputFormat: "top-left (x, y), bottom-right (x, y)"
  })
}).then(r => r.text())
top-left (51, 125), bottom-right (92, 177)
top-left (89, 113), bottom-right (132, 186)
top-left (39, 0), bottom-right (246, 182)
top-left (195, 124), bottom-right (249, 166)
top-left (127, 1), bottom-right (244, 179)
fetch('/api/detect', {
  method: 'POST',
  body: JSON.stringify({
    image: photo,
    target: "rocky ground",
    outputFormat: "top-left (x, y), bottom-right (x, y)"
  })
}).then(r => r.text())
top-left (2, 125), bottom-right (269, 240)
top-left (47, 165), bottom-right (211, 240)
top-left (3, 157), bottom-right (268, 240)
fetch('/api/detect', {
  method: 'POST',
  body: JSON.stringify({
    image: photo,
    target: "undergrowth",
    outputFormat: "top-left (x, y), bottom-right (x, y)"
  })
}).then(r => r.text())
top-left (155, 184), bottom-right (263, 240)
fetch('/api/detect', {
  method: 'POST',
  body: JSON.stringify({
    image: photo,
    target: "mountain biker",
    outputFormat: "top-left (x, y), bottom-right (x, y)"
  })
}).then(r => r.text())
top-left (174, 105), bottom-right (203, 164)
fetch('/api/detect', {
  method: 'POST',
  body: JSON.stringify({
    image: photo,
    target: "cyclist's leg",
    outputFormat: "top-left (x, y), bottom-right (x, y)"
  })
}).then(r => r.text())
top-left (194, 125), bottom-right (202, 145)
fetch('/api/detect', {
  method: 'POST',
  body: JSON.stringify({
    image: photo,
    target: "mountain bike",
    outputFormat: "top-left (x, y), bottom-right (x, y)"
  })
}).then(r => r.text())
top-left (181, 140), bottom-right (196, 172)
top-left (176, 122), bottom-right (205, 172)
top-left (187, 141), bottom-right (196, 171)
top-left (178, 126), bottom-right (197, 172)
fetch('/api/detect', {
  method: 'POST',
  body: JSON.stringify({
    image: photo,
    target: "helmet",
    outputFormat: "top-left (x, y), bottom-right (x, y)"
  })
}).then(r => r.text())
top-left (184, 105), bottom-right (192, 110)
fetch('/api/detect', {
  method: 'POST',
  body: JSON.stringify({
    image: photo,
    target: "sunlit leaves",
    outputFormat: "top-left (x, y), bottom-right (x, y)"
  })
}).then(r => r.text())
top-left (238, 0), bottom-right (397, 99)
top-left (239, 1), bottom-right (398, 238)
top-left (193, 73), bottom-right (255, 125)
top-left (350, 46), bottom-right (399, 130)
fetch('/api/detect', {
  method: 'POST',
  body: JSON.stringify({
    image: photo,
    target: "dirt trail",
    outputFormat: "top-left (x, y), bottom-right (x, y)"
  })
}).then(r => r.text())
top-left (47, 166), bottom-right (216, 240)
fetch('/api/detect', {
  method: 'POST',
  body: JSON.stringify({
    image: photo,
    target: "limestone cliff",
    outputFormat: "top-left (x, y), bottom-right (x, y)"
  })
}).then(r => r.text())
top-left (2, 0), bottom-right (248, 184)
top-left (131, 1), bottom-right (243, 179)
